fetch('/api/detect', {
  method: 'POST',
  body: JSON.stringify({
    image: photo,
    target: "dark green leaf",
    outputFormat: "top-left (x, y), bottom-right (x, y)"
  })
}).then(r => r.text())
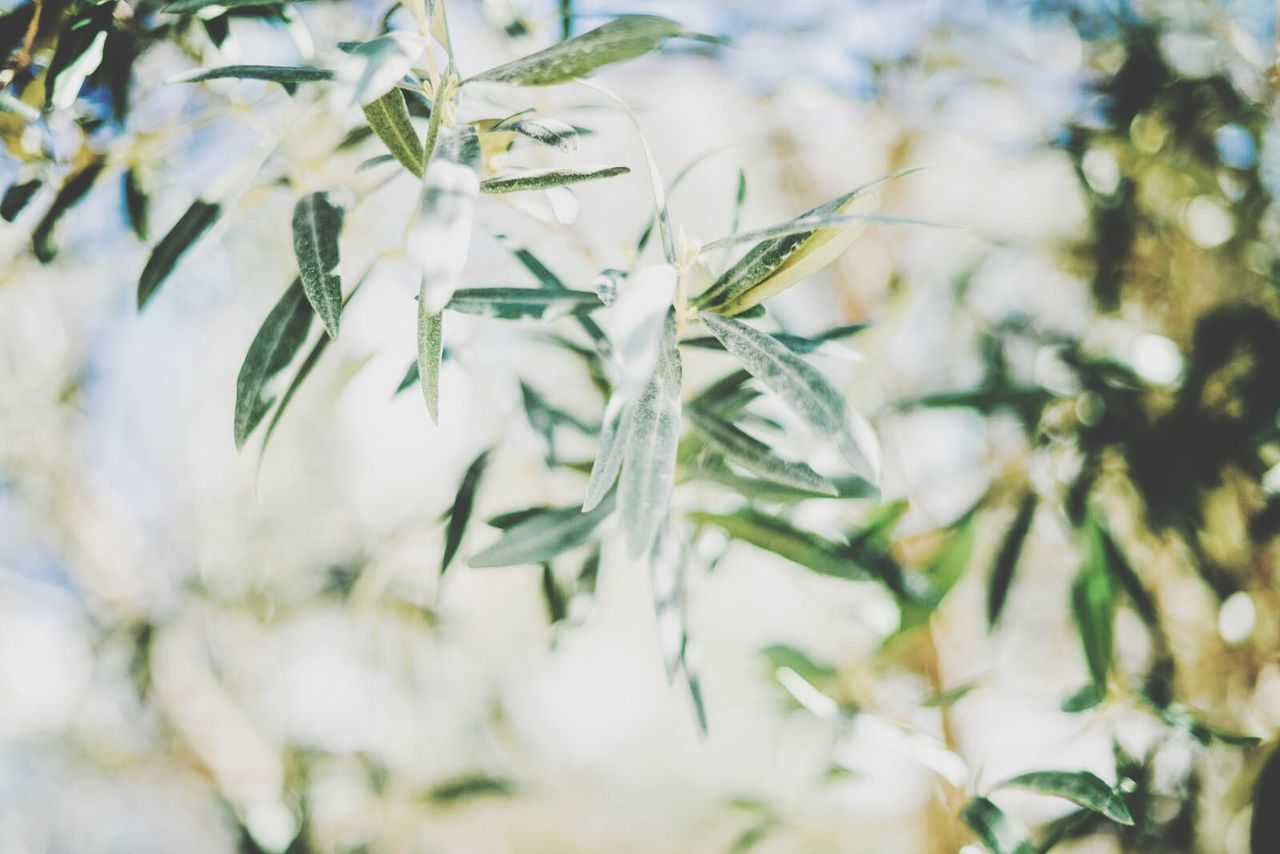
top-left (138, 199), bottom-right (221, 309)
top-left (171, 65), bottom-right (335, 85)
top-left (987, 493), bottom-right (1036, 629)
top-left (996, 770), bottom-right (1133, 826)
top-left (1252, 746), bottom-right (1280, 852)
top-left (292, 191), bottom-right (345, 339)
top-left (163, 0), bottom-right (298, 12)
top-left (1073, 523), bottom-right (1115, 692)
top-left (464, 15), bottom-right (686, 86)
top-left (123, 168), bottom-right (150, 241)
top-left (441, 449), bottom-right (490, 575)
top-left (480, 165), bottom-right (629, 194)
top-left (425, 775), bottom-right (516, 804)
top-left (494, 115), bottom-right (579, 151)
top-left (445, 287), bottom-right (602, 319)
top-left (688, 509), bottom-right (880, 584)
top-left (234, 278), bottom-right (314, 449)
top-left (1, 178), bottom-right (40, 222)
top-left (1061, 683), bottom-right (1105, 713)
top-left (682, 322), bottom-right (870, 356)
top-left (961, 797), bottom-right (1035, 854)
top-left (542, 563), bottom-right (568, 623)
top-left (362, 88), bottom-right (424, 176)
top-left (31, 159), bottom-right (104, 263)
top-left (45, 1), bottom-right (114, 110)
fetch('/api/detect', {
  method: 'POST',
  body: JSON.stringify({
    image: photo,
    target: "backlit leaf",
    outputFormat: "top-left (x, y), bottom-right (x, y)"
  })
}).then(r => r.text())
top-left (417, 307), bottom-right (443, 421)
top-left (445, 287), bottom-right (602, 319)
top-left (1073, 521), bottom-right (1115, 691)
top-left (465, 15), bottom-right (686, 86)
top-left (686, 405), bottom-right (836, 495)
top-left (412, 124), bottom-right (481, 315)
top-left (619, 318), bottom-right (682, 557)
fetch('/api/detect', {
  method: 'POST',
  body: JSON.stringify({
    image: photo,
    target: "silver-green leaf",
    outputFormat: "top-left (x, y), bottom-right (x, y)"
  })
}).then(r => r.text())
top-left (698, 312), bottom-right (880, 483)
top-left (480, 165), bottom-right (629, 194)
top-left (170, 65), bottom-right (335, 85)
top-left (362, 89), bottom-right (424, 176)
top-left (619, 317), bottom-right (682, 558)
top-left (686, 405), bottom-right (836, 495)
top-left (464, 15), bottom-right (686, 87)
top-left (495, 116), bottom-right (580, 151)
top-left (292, 191), bottom-right (345, 340)
top-left (446, 287), bottom-right (602, 320)
top-left (470, 497), bottom-right (616, 568)
top-left (960, 797), bottom-right (1035, 854)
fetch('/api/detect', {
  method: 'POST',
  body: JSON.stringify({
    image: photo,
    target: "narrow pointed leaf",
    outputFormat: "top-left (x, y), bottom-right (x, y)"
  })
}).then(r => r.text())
top-left (234, 278), bottom-right (314, 449)
top-left (480, 165), bottom-right (629, 194)
top-left (694, 188), bottom-right (878, 317)
top-left (688, 510), bottom-right (876, 583)
top-left (362, 89), bottom-right (424, 176)
top-left (1073, 532), bottom-right (1115, 691)
top-left (687, 405), bottom-right (836, 495)
top-left (31, 159), bottom-right (104, 263)
top-left (0, 92), bottom-right (39, 121)
top-left (123, 169), bottom-right (150, 241)
top-left (292, 191), bottom-right (345, 339)
top-left (45, 2), bottom-right (113, 111)
top-left (441, 449), bottom-right (490, 575)
top-left (138, 200), bottom-right (221, 308)
top-left (469, 497), bottom-right (615, 568)
top-left (682, 322), bottom-right (869, 356)
top-left (699, 312), bottom-right (879, 483)
top-left (495, 116), bottom-right (579, 151)
top-left (417, 306), bottom-right (443, 421)
top-left (445, 287), bottom-right (602, 319)
top-left (987, 493), bottom-right (1036, 629)
top-left (619, 318), bottom-right (682, 558)
top-left (961, 797), bottom-right (1035, 854)
top-left (465, 15), bottom-right (685, 86)
top-left (171, 65), bottom-right (335, 85)
top-left (164, 0), bottom-right (297, 12)
top-left (996, 771), bottom-right (1134, 826)
top-left (1, 178), bottom-right (40, 222)
top-left (650, 522), bottom-right (687, 681)
top-left (583, 391), bottom-right (633, 512)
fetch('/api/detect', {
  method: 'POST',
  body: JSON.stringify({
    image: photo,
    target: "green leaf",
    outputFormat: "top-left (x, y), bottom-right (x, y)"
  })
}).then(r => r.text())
top-left (689, 462), bottom-right (873, 503)
top-left (123, 169), bottom-right (150, 241)
top-left (1093, 517), bottom-right (1159, 629)
top-left (480, 165), bottom-right (629, 194)
top-left (1252, 745), bottom-right (1280, 852)
top-left (686, 405), bottom-right (835, 495)
top-left (619, 318), bottom-right (682, 558)
top-left (1, 178), bottom-right (40, 222)
top-left (699, 312), bottom-right (879, 483)
top-left (45, 1), bottom-right (114, 111)
top-left (31, 159), bottom-right (104, 263)
top-left (987, 493), bottom-right (1036, 629)
top-left (693, 183), bottom-right (880, 317)
top-left (138, 199), bottom-right (221, 309)
top-left (1073, 522), bottom-right (1115, 691)
top-left (292, 191), bottom-right (345, 339)
top-left (425, 775), bottom-right (516, 804)
top-left (362, 89), bottom-right (424, 177)
top-left (465, 15), bottom-right (686, 86)
top-left (170, 65), bottom-right (335, 85)
top-left (542, 563), bottom-right (568, 623)
top-left (761, 643), bottom-right (836, 686)
top-left (445, 287), bottom-right (602, 319)
top-left (507, 243), bottom-right (608, 347)
top-left (494, 115), bottom-right (579, 151)
top-left (469, 497), bottom-right (615, 568)
top-left (961, 797), bottom-right (1035, 854)
top-left (996, 770), bottom-right (1134, 826)
top-left (441, 449), bottom-right (490, 575)
top-left (1061, 683), bottom-right (1105, 713)
top-left (682, 322), bottom-right (870, 357)
top-left (417, 307), bottom-right (443, 422)
top-left (583, 390), bottom-right (632, 512)
top-left (234, 278), bottom-right (314, 449)
top-left (163, 0), bottom-right (298, 12)
top-left (688, 509), bottom-right (877, 583)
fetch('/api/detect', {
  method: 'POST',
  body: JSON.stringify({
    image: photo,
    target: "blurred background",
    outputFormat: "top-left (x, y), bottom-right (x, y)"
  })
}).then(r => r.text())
top-left (3, 0), bottom-right (1280, 851)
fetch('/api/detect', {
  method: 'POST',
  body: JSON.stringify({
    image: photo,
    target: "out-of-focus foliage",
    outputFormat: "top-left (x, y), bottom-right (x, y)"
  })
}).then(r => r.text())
top-left (5, 0), bottom-right (1280, 851)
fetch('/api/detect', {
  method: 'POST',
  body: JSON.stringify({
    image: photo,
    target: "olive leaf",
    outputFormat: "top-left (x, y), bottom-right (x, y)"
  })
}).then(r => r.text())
top-left (994, 770), bottom-right (1134, 826)
top-left (987, 493), bottom-right (1036, 629)
top-left (361, 89), bottom-right (424, 176)
top-left (480, 165), bottom-right (629, 194)
top-left (694, 189), bottom-right (879, 317)
top-left (445, 287), bottom-right (602, 320)
top-left (619, 317), bottom-right (683, 558)
top-left (494, 115), bottom-right (579, 151)
top-left (441, 449), bottom-right (491, 575)
top-left (32, 159), bottom-right (104, 263)
top-left (686, 405), bottom-right (836, 495)
top-left (137, 200), bottom-right (221, 308)
top-left (464, 15), bottom-right (686, 87)
top-left (45, 0), bottom-right (114, 111)
top-left (698, 312), bottom-right (880, 483)
top-left (960, 797), bottom-right (1035, 854)
top-left (170, 65), bottom-right (335, 87)
top-left (292, 191), bottom-right (345, 339)
top-left (234, 278), bottom-right (314, 449)
top-left (470, 496), bottom-right (616, 568)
